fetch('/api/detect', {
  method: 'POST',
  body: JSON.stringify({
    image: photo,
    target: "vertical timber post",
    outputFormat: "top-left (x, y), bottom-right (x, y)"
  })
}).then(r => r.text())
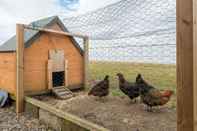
top-left (16, 24), bottom-right (24, 114)
top-left (65, 60), bottom-right (68, 87)
top-left (83, 37), bottom-right (89, 89)
top-left (177, 0), bottom-right (197, 130)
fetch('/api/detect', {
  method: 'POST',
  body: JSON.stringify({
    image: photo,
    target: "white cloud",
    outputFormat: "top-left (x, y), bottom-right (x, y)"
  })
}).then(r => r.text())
top-left (62, 0), bottom-right (120, 17)
top-left (0, 0), bottom-right (120, 45)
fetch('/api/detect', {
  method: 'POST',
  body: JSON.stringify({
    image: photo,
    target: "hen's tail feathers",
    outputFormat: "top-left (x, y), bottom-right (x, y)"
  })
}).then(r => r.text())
top-left (136, 74), bottom-right (150, 86)
top-left (162, 90), bottom-right (174, 97)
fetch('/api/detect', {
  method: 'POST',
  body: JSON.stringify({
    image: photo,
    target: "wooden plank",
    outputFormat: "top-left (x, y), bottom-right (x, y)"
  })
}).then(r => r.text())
top-left (47, 60), bottom-right (53, 89)
top-left (67, 84), bottom-right (83, 90)
top-left (176, 0), bottom-right (196, 130)
top-left (49, 50), bottom-right (64, 61)
top-left (49, 49), bottom-right (65, 72)
top-left (25, 90), bottom-right (51, 96)
top-left (25, 102), bottom-right (39, 118)
top-left (62, 119), bottom-right (89, 131)
top-left (23, 24), bottom-right (87, 38)
top-left (83, 37), bottom-right (89, 88)
top-left (16, 24), bottom-right (24, 114)
top-left (25, 96), bottom-right (109, 131)
top-left (65, 60), bottom-right (68, 87)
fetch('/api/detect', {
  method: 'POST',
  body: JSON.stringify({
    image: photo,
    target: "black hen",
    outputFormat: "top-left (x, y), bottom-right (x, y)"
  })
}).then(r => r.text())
top-left (117, 73), bottom-right (140, 102)
top-left (135, 74), bottom-right (154, 93)
top-left (88, 75), bottom-right (110, 98)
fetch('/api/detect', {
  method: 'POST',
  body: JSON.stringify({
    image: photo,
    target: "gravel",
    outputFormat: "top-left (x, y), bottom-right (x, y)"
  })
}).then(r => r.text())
top-left (0, 105), bottom-right (54, 131)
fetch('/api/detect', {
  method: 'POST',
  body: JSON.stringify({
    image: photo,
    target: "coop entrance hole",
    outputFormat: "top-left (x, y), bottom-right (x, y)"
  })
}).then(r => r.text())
top-left (52, 71), bottom-right (65, 87)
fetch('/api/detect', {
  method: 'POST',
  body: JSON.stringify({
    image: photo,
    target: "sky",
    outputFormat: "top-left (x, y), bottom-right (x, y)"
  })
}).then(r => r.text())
top-left (0, 0), bottom-right (119, 45)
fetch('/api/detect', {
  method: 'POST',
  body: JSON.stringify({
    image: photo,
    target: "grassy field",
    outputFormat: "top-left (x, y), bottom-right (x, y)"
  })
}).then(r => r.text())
top-left (89, 61), bottom-right (176, 107)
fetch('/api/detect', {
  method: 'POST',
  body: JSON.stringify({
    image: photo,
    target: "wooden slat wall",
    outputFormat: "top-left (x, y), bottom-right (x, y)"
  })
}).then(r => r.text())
top-left (177, 0), bottom-right (197, 130)
top-left (0, 53), bottom-right (16, 94)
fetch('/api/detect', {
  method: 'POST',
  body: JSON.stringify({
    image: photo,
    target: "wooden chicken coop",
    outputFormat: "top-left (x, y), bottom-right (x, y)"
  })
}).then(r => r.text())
top-left (0, 16), bottom-right (89, 112)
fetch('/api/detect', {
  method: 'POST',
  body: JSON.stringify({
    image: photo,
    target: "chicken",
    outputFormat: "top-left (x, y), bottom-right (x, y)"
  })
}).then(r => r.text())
top-left (136, 74), bottom-right (174, 111)
top-left (88, 75), bottom-right (110, 100)
top-left (117, 73), bottom-right (140, 102)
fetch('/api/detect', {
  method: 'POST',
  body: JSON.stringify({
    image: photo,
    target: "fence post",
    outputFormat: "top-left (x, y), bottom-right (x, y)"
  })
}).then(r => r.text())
top-left (83, 37), bottom-right (89, 89)
top-left (177, 0), bottom-right (197, 130)
top-left (16, 24), bottom-right (24, 114)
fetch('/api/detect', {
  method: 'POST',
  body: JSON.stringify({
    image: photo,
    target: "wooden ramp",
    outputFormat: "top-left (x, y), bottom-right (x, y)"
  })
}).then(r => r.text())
top-left (52, 86), bottom-right (73, 99)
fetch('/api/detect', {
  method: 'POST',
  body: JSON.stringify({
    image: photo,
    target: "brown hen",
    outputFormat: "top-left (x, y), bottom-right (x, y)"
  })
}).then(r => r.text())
top-left (88, 75), bottom-right (109, 100)
top-left (136, 74), bottom-right (174, 111)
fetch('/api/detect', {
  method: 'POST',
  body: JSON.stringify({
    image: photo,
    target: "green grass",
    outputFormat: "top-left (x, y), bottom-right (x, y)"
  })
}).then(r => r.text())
top-left (89, 61), bottom-right (176, 107)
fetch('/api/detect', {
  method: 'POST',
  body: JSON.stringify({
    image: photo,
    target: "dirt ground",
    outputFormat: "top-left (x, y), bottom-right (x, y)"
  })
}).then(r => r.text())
top-left (0, 105), bottom-right (53, 131)
top-left (35, 92), bottom-right (177, 131)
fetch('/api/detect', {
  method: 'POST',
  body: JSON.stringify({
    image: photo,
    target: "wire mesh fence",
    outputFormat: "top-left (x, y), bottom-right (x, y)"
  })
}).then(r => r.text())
top-left (63, 0), bottom-right (176, 97)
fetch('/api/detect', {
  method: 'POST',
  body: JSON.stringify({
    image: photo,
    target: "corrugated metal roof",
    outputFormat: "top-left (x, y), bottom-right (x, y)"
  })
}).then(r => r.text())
top-left (0, 16), bottom-right (83, 55)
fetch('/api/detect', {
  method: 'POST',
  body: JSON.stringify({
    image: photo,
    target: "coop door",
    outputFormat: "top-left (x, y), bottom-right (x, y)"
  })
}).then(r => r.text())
top-left (52, 71), bottom-right (64, 87)
top-left (47, 49), bottom-right (68, 89)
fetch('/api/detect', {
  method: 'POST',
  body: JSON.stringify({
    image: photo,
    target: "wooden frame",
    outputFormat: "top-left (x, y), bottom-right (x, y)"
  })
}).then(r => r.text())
top-left (47, 60), bottom-right (68, 88)
top-left (65, 60), bottom-right (68, 87)
top-left (48, 49), bottom-right (65, 88)
top-left (16, 24), bottom-right (89, 114)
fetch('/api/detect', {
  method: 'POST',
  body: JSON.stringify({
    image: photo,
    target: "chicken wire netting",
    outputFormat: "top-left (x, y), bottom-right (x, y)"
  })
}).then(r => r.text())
top-left (63, 0), bottom-right (176, 93)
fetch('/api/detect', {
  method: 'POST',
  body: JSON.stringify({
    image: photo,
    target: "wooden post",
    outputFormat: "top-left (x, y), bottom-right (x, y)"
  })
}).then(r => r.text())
top-left (177, 0), bottom-right (197, 130)
top-left (47, 60), bottom-right (53, 89)
top-left (83, 37), bottom-right (89, 88)
top-left (16, 24), bottom-right (24, 114)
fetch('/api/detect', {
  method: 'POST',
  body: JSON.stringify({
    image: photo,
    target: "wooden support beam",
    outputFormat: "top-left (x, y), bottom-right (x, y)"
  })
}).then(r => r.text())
top-left (83, 37), bottom-right (89, 88)
top-left (65, 60), bottom-right (68, 87)
top-left (25, 97), bottom-right (109, 131)
top-left (47, 60), bottom-right (53, 90)
top-left (23, 24), bottom-right (87, 38)
top-left (16, 24), bottom-right (24, 114)
top-left (176, 0), bottom-right (197, 130)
